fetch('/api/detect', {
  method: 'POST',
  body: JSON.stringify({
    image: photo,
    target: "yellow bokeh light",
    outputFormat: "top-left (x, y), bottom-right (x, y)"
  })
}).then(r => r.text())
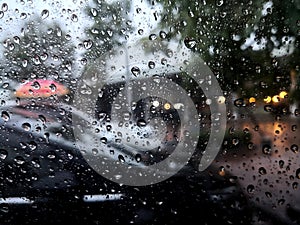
top-left (249, 97), bottom-right (256, 103)
top-left (279, 91), bottom-right (288, 99)
top-left (264, 96), bottom-right (272, 103)
top-left (164, 103), bottom-right (171, 110)
top-left (272, 95), bottom-right (280, 103)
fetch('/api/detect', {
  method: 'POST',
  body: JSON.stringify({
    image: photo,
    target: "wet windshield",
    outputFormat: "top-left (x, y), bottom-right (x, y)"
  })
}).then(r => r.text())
top-left (0, 1), bottom-right (299, 225)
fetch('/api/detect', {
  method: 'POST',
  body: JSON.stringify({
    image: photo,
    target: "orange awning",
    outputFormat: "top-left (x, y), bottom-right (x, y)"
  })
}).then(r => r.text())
top-left (15, 79), bottom-right (69, 98)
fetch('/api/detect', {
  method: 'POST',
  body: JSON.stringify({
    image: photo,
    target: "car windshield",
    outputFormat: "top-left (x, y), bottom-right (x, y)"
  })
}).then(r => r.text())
top-left (0, 1), bottom-right (299, 225)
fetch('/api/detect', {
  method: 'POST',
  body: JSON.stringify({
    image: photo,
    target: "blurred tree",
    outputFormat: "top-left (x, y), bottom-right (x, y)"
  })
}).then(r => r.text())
top-left (1, 17), bottom-right (76, 86)
top-left (83, 0), bottom-right (131, 60)
top-left (152, 0), bottom-right (300, 100)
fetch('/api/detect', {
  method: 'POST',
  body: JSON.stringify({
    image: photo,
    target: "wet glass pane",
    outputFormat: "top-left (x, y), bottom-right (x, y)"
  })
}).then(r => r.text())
top-left (0, 0), bottom-right (299, 224)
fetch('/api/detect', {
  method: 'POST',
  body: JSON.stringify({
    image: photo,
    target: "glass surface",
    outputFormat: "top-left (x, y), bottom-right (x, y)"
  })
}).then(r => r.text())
top-left (0, 0), bottom-right (299, 224)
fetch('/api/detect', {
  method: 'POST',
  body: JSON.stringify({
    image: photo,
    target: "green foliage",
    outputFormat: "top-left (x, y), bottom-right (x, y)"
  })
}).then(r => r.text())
top-left (83, 0), bottom-right (131, 60)
top-left (1, 17), bottom-right (75, 84)
top-left (154, 0), bottom-right (300, 98)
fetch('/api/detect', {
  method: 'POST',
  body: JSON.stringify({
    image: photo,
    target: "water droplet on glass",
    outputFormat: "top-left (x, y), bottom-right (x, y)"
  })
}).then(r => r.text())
top-left (135, 154), bottom-right (141, 162)
top-left (131, 66), bottom-right (141, 76)
top-left (137, 119), bottom-right (147, 127)
top-left (38, 115), bottom-right (46, 124)
top-left (159, 31), bottom-right (167, 39)
top-left (0, 149), bottom-right (8, 160)
top-left (148, 61), bottom-right (155, 69)
top-left (0, 11), bottom-right (4, 19)
top-left (291, 144), bottom-right (299, 153)
top-left (118, 154), bottom-right (125, 163)
top-left (293, 182), bottom-right (298, 190)
top-left (216, 0), bottom-right (224, 6)
top-left (138, 29), bottom-right (144, 35)
top-left (22, 122), bottom-right (31, 131)
top-left (32, 81), bottom-right (40, 90)
top-left (100, 137), bottom-right (107, 144)
top-left (20, 12), bottom-right (27, 19)
top-left (71, 14), bottom-right (78, 22)
top-left (234, 98), bottom-right (245, 107)
top-left (41, 9), bottom-right (49, 19)
top-left (258, 167), bottom-right (267, 175)
top-left (83, 39), bottom-right (93, 49)
top-left (92, 148), bottom-right (98, 155)
top-left (262, 144), bottom-right (272, 155)
top-left (1, 111), bottom-right (10, 121)
top-left (247, 184), bottom-right (255, 194)
top-left (296, 168), bottom-right (300, 179)
top-left (49, 83), bottom-right (56, 92)
top-left (2, 3), bottom-right (8, 12)
top-left (265, 192), bottom-right (272, 198)
top-left (28, 141), bottom-right (37, 150)
top-left (90, 8), bottom-right (98, 17)
top-left (14, 156), bottom-right (25, 165)
top-left (184, 38), bottom-right (197, 49)
top-left (149, 34), bottom-right (157, 41)
top-left (13, 36), bottom-right (20, 44)
top-left (218, 166), bottom-right (226, 176)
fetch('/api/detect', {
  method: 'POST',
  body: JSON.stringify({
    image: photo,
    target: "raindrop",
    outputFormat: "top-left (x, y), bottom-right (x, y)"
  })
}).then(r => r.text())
top-left (247, 184), bottom-right (255, 194)
top-left (149, 34), bottom-right (157, 41)
top-left (258, 167), bottom-right (267, 175)
top-left (216, 0), bottom-right (224, 6)
top-left (296, 168), bottom-right (300, 179)
top-left (131, 66), bottom-right (141, 76)
top-left (159, 31), bottom-right (167, 39)
top-left (49, 83), bottom-right (56, 92)
top-left (135, 154), bottom-right (142, 162)
top-left (247, 142), bottom-right (254, 150)
top-left (0, 11), bottom-right (3, 19)
top-left (0, 149), bottom-right (8, 160)
top-left (14, 156), bottom-right (25, 165)
top-left (20, 12), bottom-right (27, 19)
top-left (100, 137), bottom-right (107, 144)
top-left (118, 154), bottom-right (125, 163)
top-left (28, 141), bottom-right (37, 150)
top-left (184, 38), bottom-right (197, 49)
top-left (92, 148), bottom-right (98, 155)
top-left (38, 115), bottom-right (46, 124)
top-left (138, 29), bottom-right (144, 35)
top-left (148, 61), bottom-right (155, 69)
top-left (123, 112), bottom-right (131, 121)
top-left (161, 58), bottom-right (167, 65)
top-left (98, 112), bottom-right (107, 121)
top-left (291, 144), bottom-right (299, 153)
top-left (71, 14), bottom-right (78, 22)
top-left (218, 166), bottom-right (226, 176)
top-left (41, 9), bottom-right (49, 19)
top-left (1, 111), bottom-right (10, 121)
top-left (234, 98), bottom-right (246, 107)
top-left (13, 36), bottom-right (20, 44)
top-left (22, 122), bottom-right (31, 131)
top-left (262, 144), bottom-right (272, 155)
top-left (292, 125), bottom-right (297, 131)
top-left (265, 192), bottom-right (272, 198)
top-left (90, 8), bottom-right (98, 17)
top-left (83, 39), bottom-right (93, 49)
top-left (137, 119), bottom-right (147, 127)
top-left (279, 160), bottom-right (284, 168)
top-left (2, 3), bottom-right (8, 12)
top-left (293, 182), bottom-right (298, 190)
top-left (40, 52), bottom-right (48, 61)
top-left (22, 59), bottom-right (28, 67)
top-left (166, 49), bottom-right (173, 58)
top-left (32, 81), bottom-right (40, 90)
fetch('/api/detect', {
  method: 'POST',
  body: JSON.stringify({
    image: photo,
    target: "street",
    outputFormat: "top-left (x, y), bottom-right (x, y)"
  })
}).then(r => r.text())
top-left (212, 109), bottom-right (300, 224)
